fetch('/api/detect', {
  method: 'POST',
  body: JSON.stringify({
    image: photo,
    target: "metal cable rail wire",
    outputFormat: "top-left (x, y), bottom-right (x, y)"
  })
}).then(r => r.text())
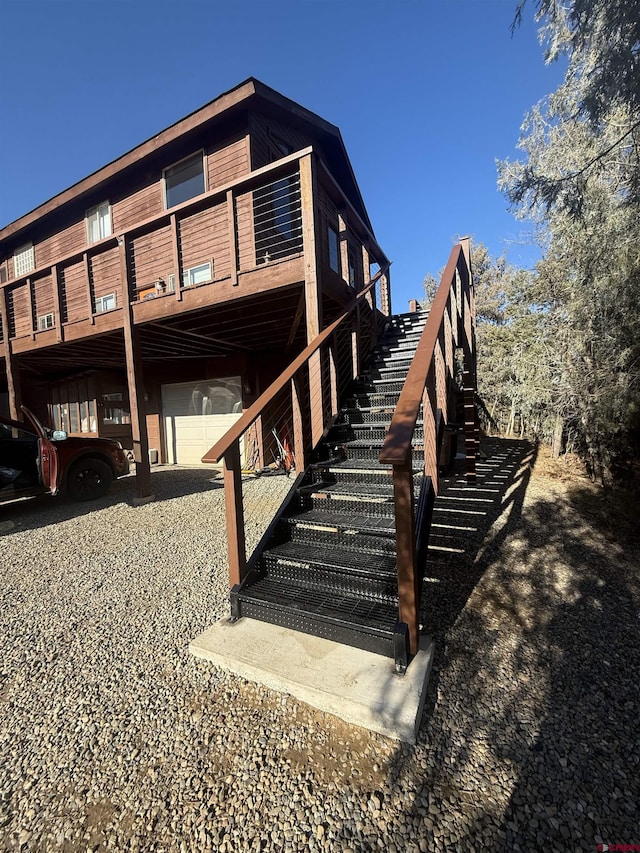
top-left (379, 240), bottom-right (478, 655)
top-left (202, 263), bottom-right (391, 585)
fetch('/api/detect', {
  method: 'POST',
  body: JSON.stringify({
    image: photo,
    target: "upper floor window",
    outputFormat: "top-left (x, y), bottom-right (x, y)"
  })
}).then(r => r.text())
top-left (327, 226), bottom-right (340, 274)
top-left (14, 243), bottom-right (35, 278)
top-left (95, 293), bottom-right (116, 314)
top-left (164, 152), bottom-right (205, 209)
top-left (348, 248), bottom-right (357, 287)
top-left (86, 202), bottom-right (112, 244)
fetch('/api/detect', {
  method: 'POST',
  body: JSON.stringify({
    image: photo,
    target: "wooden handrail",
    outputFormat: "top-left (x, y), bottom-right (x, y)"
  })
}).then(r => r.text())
top-left (202, 262), bottom-right (391, 464)
top-left (379, 245), bottom-right (464, 465)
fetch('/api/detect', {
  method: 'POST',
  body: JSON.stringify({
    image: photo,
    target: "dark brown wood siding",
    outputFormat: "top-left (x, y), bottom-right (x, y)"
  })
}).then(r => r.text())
top-left (207, 136), bottom-right (250, 189)
top-left (131, 225), bottom-right (173, 293)
top-left (35, 221), bottom-right (86, 270)
top-left (33, 273), bottom-right (55, 324)
top-left (61, 259), bottom-right (90, 323)
top-left (8, 284), bottom-right (31, 338)
top-left (112, 182), bottom-right (163, 234)
top-left (178, 200), bottom-right (230, 280)
top-left (250, 114), bottom-right (316, 170)
top-left (91, 246), bottom-right (121, 304)
top-left (317, 184), bottom-right (340, 271)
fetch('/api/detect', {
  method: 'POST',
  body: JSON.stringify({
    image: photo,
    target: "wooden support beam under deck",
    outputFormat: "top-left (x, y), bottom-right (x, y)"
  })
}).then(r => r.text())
top-left (119, 236), bottom-right (153, 500)
top-left (0, 288), bottom-right (22, 420)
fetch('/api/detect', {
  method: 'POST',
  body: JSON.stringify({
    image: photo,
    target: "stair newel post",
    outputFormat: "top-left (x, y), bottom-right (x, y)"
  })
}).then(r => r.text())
top-left (223, 439), bottom-right (247, 587)
top-left (393, 449), bottom-right (420, 657)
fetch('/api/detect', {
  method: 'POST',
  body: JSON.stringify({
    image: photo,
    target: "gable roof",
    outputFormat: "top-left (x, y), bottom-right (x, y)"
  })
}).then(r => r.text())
top-left (1, 77), bottom-right (373, 242)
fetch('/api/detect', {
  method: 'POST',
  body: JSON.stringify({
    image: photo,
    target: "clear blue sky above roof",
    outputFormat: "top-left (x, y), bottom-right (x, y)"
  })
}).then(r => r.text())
top-left (0, 0), bottom-right (563, 312)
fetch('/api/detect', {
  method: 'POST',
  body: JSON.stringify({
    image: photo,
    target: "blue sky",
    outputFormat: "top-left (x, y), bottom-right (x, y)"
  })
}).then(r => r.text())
top-left (0, 0), bottom-right (564, 313)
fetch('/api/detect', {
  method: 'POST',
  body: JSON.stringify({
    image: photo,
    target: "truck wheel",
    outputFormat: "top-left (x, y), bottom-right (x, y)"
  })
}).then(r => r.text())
top-left (66, 458), bottom-right (113, 501)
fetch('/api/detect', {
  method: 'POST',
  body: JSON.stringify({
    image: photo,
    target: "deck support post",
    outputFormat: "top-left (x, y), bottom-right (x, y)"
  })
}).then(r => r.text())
top-left (300, 152), bottom-right (324, 447)
top-left (380, 269), bottom-right (391, 317)
top-left (362, 244), bottom-right (377, 348)
top-left (0, 288), bottom-right (22, 420)
top-left (119, 236), bottom-right (153, 500)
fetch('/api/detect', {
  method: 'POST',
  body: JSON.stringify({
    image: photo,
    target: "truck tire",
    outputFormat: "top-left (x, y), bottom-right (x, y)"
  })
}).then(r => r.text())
top-left (66, 457), bottom-right (113, 501)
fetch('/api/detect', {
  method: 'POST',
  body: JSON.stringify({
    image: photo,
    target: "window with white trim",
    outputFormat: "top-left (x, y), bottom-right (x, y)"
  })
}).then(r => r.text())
top-left (38, 313), bottom-right (55, 331)
top-left (182, 262), bottom-right (212, 287)
top-left (14, 243), bottom-right (35, 278)
top-left (86, 202), bottom-right (112, 244)
top-left (95, 293), bottom-right (116, 313)
top-left (164, 152), bottom-right (205, 209)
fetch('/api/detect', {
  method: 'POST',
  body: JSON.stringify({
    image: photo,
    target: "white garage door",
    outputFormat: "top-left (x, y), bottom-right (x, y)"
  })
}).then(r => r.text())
top-left (161, 377), bottom-right (243, 466)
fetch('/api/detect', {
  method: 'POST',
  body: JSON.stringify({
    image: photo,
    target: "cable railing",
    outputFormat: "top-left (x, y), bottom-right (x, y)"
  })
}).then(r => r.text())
top-left (379, 240), bottom-right (478, 657)
top-left (202, 264), bottom-right (390, 587)
top-left (252, 172), bottom-right (303, 264)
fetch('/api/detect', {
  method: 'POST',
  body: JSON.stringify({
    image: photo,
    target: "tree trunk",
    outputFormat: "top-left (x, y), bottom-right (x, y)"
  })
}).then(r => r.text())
top-left (551, 412), bottom-right (564, 458)
top-left (507, 398), bottom-right (516, 437)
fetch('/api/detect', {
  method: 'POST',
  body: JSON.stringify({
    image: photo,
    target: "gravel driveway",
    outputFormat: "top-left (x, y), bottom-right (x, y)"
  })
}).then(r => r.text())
top-left (1, 447), bottom-right (638, 852)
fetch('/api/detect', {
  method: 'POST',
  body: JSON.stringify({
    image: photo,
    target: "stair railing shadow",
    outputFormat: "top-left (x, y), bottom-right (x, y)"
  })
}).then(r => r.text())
top-left (364, 443), bottom-right (640, 852)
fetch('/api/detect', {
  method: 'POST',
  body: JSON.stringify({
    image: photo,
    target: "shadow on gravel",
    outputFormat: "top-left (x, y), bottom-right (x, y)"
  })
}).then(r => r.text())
top-left (0, 466), bottom-right (224, 535)
top-left (375, 439), bottom-right (640, 851)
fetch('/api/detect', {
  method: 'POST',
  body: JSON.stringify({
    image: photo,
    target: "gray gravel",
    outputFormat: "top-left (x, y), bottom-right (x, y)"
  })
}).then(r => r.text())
top-left (1, 448), bottom-right (639, 852)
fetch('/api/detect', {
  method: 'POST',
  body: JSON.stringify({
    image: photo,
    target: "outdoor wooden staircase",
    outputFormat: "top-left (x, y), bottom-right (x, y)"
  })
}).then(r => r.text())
top-left (203, 242), bottom-right (479, 674)
top-left (230, 312), bottom-right (430, 672)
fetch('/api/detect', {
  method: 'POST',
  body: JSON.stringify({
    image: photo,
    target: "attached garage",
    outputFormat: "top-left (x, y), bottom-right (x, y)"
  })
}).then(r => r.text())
top-left (161, 377), bottom-right (243, 465)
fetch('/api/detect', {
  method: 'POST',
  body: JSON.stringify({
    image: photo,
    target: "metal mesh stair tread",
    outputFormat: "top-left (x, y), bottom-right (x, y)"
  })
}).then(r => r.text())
top-left (286, 507), bottom-right (396, 534)
top-left (284, 522), bottom-right (396, 554)
top-left (338, 438), bottom-right (424, 450)
top-left (322, 457), bottom-right (424, 474)
top-left (264, 540), bottom-right (396, 577)
top-left (309, 481), bottom-right (395, 498)
top-left (237, 578), bottom-right (399, 635)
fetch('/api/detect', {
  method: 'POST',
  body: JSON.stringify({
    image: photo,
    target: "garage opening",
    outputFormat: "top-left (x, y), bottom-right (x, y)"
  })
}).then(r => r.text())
top-left (161, 377), bottom-right (243, 466)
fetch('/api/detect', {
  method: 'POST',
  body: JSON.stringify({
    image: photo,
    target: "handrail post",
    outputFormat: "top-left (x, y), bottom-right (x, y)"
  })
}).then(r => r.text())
top-left (362, 244), bottom-right (377, 347)
top-left (291, 375), bottom-right (306, 473)
top-left (329, 331), bottom-right (338, 416)
top-left (393, 455), bottom-right (419, 656)
top-left (224, 439), bottom-right (247, 586)
top-left (300, 152), bottom-right (324, 446)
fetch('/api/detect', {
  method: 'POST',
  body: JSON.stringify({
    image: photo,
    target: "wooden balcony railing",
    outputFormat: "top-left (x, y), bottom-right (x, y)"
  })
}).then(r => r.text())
top-left (202, 264), bottom-right (391, 586)
top-left (1, 148), bottom-right (390, 350)
top-left (379, 240), bottom-right (478, 656)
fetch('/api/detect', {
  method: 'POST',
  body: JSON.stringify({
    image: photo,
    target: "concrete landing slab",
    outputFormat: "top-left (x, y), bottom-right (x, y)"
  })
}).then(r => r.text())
top-left (189, 619), bottom-right (434, 743)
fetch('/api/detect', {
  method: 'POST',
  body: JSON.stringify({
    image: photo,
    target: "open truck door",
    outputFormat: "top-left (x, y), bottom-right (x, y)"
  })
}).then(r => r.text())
top-left (20, 406), bottom-right (61, 495)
